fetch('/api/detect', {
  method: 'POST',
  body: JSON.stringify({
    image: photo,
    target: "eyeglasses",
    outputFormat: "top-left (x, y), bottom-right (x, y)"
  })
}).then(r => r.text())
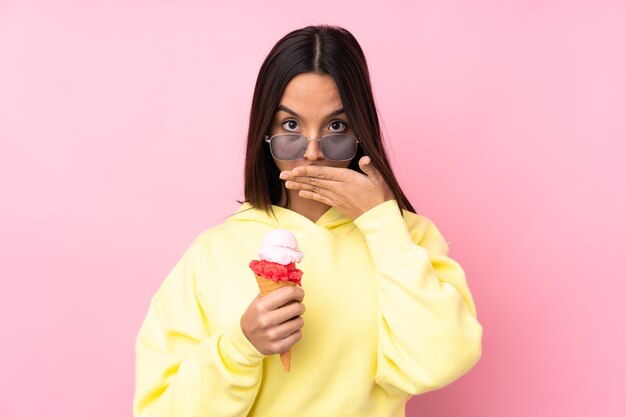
top-left (264, 133), bottom-right (360, 161)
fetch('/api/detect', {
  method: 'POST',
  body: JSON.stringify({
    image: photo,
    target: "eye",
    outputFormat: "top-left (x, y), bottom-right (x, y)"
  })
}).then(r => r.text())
top-left (329, 120), bottom-right (347, 133)
top-left (282, 120), bottom-right (299, 131)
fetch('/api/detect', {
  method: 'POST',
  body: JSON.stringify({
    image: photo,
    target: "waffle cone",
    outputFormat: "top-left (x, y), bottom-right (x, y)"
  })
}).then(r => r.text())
top-left (255, 274), bottom-right (297, 295)
top-left (254, 273), bottom-right (296, 372)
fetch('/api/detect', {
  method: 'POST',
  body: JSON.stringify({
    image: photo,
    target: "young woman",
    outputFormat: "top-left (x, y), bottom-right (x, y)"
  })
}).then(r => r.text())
top-left (134, 25), bottom-right (482, 417)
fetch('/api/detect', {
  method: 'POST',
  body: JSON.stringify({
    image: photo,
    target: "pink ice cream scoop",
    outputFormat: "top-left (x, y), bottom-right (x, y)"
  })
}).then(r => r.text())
top-left (258, 229), bottom-right (304, 265)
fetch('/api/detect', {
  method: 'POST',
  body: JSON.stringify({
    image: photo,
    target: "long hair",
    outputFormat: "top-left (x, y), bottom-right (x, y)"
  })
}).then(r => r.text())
top-left (243, 25), bottom-right (415, 214)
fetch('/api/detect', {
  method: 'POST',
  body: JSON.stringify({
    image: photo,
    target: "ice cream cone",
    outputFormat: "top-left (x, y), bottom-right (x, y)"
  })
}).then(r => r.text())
top-left (255, 274), bottom-right (297, 295)
top-left (254, 273), bottom-right (296, 372)
top-left (250, 229), bottom-right (304, 373)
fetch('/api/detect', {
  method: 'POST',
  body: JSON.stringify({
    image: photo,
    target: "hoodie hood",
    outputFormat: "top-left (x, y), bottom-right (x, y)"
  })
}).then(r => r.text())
top-left (226, 203), bottom-right (354, 234)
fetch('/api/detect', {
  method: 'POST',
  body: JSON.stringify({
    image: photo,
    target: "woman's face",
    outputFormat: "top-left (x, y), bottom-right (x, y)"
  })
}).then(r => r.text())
top-left (268, 72), bottom-right (355, 172)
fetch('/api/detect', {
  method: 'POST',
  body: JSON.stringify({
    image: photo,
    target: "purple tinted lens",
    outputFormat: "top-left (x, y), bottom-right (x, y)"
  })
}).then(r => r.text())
top-left (270, 134), bottom-right (306, 160)
top-left (320, 135), bottom-right (358, 161)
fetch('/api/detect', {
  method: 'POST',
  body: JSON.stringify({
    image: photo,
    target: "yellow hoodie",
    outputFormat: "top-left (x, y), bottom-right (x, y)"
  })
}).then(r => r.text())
top-left (134, 200), bottom-right (482, 417)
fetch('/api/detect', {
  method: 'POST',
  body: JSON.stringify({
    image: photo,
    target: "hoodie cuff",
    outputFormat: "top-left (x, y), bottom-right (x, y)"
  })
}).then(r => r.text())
top-left (217, 322), bottom-right (265, 369)
top-left (354, 200), bottom-right (414, 247)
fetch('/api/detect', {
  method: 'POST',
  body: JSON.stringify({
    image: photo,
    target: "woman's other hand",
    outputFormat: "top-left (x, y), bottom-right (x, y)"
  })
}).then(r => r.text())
top-left (240, 286), bottom-right (305, 355)
top-left (280, 156), bottom-right (394, 220)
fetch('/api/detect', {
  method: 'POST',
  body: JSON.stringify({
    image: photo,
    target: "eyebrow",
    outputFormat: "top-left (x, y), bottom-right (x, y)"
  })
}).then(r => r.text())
top-left (276, 104), bottom-right (345, 119)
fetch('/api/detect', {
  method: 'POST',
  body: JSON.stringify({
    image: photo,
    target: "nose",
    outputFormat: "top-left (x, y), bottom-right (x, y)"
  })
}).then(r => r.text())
top-left (303, 139), bottom-right (324, 161)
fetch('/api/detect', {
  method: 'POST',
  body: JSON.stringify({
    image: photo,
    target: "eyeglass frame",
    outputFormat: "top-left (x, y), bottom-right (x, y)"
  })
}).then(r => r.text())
top-left (263, 133), bottom-right (361, 161)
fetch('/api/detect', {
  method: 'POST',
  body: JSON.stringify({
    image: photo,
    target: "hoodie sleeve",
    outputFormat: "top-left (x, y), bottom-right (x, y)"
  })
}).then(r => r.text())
top-left (353, 200), bottom-right (483, 396)
top-left (133, 240), bottom-right (265, 417)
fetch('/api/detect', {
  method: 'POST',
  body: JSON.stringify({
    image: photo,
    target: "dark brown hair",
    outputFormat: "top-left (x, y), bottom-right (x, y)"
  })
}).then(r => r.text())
top-left (243, 25), bottom-right (415, 214)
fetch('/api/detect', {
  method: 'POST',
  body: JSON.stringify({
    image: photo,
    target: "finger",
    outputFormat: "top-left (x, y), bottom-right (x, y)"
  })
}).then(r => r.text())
top-left (285, 179), bottom-right (338, 194)
top-left (268, 315), bottom-right (304, 341)
top-left (266, 301), bottom-right (306, 326)
top-left (282, 165), bottom-right (347, 181)
top-left (259, 286), bottom-right (305, 311)
top-left (273, 329), bottom-right (303, 353)
top-left (298, 189), bottom-right (336, 206)
top-left (285, 177), bottom-right (343, 206)
top-left (358, 156), bottom-right (378, 178)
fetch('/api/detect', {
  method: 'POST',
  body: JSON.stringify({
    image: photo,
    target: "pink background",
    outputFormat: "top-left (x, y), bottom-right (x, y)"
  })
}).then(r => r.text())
top-left (1, 1), bottom-right (625, 416)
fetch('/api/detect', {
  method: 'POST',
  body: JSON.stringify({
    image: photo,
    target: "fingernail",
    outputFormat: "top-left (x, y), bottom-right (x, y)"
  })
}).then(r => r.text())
top-left (279, 172), bottom-right (287, 179)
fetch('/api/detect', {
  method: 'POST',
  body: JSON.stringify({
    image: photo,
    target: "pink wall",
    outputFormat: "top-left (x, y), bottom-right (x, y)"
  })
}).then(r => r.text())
top-left (1, 1), bottom-right (625, 416)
